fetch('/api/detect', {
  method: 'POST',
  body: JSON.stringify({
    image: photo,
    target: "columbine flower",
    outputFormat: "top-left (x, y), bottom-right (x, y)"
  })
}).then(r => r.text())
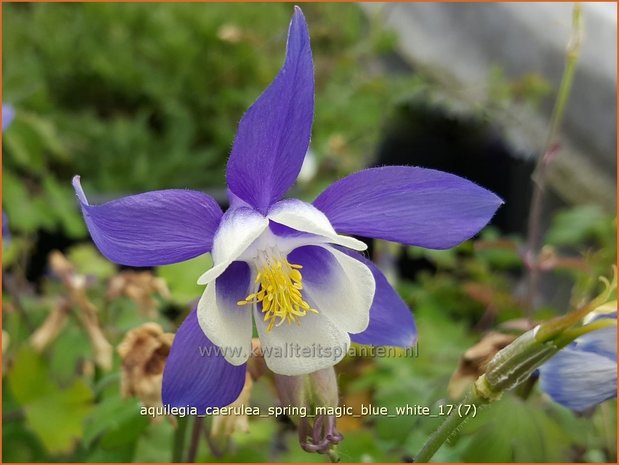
top-left (73, 8), bottom-right (502, 410)
top-left (539, 311), bottom-right (617, 412)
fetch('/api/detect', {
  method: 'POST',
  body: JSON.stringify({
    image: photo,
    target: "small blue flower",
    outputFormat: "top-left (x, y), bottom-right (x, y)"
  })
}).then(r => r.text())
top-left (2, 104), bottom-right (14, 132)
top-left (73, 8), bottom-right (502, 409)
top-left (2, 104), bottom-right (14, 243)
top-left (539, 314), bottom-right (617, 412)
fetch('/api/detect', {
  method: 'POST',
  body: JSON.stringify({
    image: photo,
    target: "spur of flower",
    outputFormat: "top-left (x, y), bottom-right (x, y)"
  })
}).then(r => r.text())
top-left (73, 7), bottom-right (502, 409)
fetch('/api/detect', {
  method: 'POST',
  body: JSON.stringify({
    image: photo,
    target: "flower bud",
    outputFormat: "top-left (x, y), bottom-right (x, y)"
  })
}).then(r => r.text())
top-left (476, 327), bottom-right (558, 400)
top-left (475, 267), bottom-right (617, 401)
top-left (275, 367), bottom-right (343, 455)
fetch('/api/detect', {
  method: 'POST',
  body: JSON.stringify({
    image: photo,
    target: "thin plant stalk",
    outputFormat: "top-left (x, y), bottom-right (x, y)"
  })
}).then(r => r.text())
top-left (524, 3), bottom-right (583, 314)
top-left (172, 416), bottom-right (189, 462)
top-left (187, 416), bottom-right (205, 462)
top-left (415, 392), bottom-right (484, 463)
top-left (415, 5), bottom-right (585, 462)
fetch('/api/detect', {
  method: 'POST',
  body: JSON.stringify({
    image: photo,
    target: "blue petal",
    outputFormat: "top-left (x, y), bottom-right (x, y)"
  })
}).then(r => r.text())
top-left (313, 166), bottom-right (503, 249)
top-left (576, 324), bottom-right (617, 360)
top-left (73, 176), bottom-right (223, 267)
top-left (162, 310), bottom-right (247, 410)
top-left (342, 249), bottom-right (417, 347)
top-left (226, 7), bottom-right (314, 213)
top-left (2, 211), bottom-right (10, 244)
top-left (539, 325), bottom-right (617, 412)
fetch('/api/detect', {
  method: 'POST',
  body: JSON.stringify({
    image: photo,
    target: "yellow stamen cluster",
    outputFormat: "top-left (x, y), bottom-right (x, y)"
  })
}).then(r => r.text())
top-left (237, 252), bottom-right (318, 332)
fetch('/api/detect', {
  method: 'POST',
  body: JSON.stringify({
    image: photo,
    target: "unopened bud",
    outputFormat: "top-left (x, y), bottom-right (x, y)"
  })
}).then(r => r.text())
top-left (476, 328), bottom-right (558, 399)
top-left (275, 367), bottom-right (343, 455)
top-left (308, 366), bottom-right (339, 408)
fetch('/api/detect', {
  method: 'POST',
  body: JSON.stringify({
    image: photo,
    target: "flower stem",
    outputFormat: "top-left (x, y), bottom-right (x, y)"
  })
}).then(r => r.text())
top-left (524, 3), bottom-right (582, 315)
top-left (186, 416), bottom-right (204, 462)
top-left (327, 447), bottom-right (341, 463)
top-left (172, 416), bottom-right (189, 462)
top-left (415, 325), bottom-right (564, 461)
top-left (415, 391), bottom-right (483, 462)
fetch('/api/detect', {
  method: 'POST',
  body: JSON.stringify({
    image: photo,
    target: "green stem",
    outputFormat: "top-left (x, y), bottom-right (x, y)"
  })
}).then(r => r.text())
top-left (172, 416), bottom-right (190, 462)
top-left (327, 447), bottom-right (341, 463)
top-left (186, 416), bottom-right (204, 462)
top-left (414, 328), bottom-right (562, 461)
top-left (415, 392), bottom-right (482, 463)
top-left (525, 3), bottom-right (582, 314)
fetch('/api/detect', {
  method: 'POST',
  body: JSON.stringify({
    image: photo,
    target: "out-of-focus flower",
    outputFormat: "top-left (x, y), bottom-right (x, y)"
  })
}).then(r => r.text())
top-left (297, 148), bottom-right (318, 184)
top-left (2, 105), bottom-right (14, 243)
top-left (73, 7), bottom-right (502, 411)
top-left (2, 104), bottom-right (14, 132)
top-left (2, 211), bottom-right (10, 244)
top-left (217, 24), bottom-right (243, 44)
top-left (117, 323), bottom-right (175, 413)
top-left (471, 268), bottom-right (617, 407)
top-left (107, 271), bottom-right (170, 317)
top-left (539, 312), bottom-right (617, 412)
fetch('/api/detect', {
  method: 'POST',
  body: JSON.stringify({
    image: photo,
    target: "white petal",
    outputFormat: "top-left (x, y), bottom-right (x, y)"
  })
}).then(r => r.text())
top-left (197, 207), bottom-right (268, 285)
top-left (297, 246), bottom-right (375, 334)
top-left (268, 199), bottom-right (367, 251)
top-left (197, 280), bottom-right (253, 366)
top-left (254, 307), bottom-right (350, 376)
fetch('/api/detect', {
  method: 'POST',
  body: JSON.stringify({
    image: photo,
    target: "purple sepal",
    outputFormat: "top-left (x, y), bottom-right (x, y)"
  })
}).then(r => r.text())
top-left (226, 7), bottom-right (314, 213)
top-left (162, 310), bottom-right (247, 411)
top-left (314, 166), bottom-right (503, 249)
top-left (73, 176), bottom-right (222, 267)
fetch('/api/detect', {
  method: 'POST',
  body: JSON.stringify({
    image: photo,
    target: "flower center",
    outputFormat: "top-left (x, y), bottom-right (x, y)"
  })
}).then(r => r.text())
top-left (237, 248), bottom-right (318, 332)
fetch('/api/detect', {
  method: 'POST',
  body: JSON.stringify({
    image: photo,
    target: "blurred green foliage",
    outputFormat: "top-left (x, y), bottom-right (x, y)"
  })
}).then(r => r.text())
top-left (3, 2), bottom-right (424, 238)
top-left (2, 3), bottom-right (617, 464)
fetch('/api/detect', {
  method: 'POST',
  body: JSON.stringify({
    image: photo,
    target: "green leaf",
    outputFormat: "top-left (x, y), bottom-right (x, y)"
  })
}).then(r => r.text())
top-left (545, 206), bottom-right (610, 247)
top-left (3, 170), bottom-right (48, 233)
top-left (459, 394), bottom-right (570, 462)
top-left (336, 430), bottom-right (395, 462)
top-left (41, 176), bottom-right (86, 238)
top-left (84, 395), bottom-right (149, 448)
top-left (133, 419), bottom-right (175, 462)
top-left (157, 252), bottom-right (212, 304)
top-left (67, 243), bottom-right (117, 279)
top-left (8, 347), bottom-right (93, 454)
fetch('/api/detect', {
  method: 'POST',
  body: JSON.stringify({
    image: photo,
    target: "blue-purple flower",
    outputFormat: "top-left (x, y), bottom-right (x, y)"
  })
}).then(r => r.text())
top-left (539, 313), bottom-right (617, 412)
top-left (73, 8), bottom-right (502, 410)
top-left (2, 104), bottom-right (14, 132)
top-left (3, 104), bottom-right (14, 242)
